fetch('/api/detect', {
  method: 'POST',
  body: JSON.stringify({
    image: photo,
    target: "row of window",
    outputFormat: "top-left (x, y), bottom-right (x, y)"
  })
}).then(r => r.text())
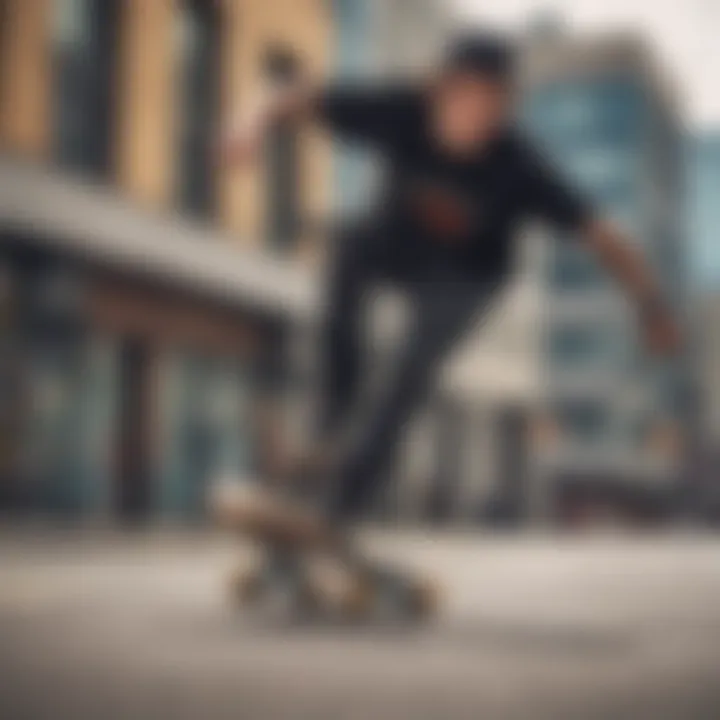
top-left (20, 329), bottom-right (250, 517)
top-left (49, 0), bottom-right (301, 247)
top-left (52, 0), bottom-right (221, 216)
top-left (522, 77), bottom-right (642, 139)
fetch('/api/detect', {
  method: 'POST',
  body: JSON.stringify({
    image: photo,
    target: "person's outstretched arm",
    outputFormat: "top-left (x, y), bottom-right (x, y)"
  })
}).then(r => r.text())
top-left (523, 145), bottom-right (682, 357)
top-left (581, 218), bottom-right (681, 356)
top-left (218, 82), bottom-right (319, 168)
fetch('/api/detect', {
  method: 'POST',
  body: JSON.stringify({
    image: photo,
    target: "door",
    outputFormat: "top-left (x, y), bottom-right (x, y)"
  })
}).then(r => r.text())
top-left (115, 339), bottom-right (153, 520)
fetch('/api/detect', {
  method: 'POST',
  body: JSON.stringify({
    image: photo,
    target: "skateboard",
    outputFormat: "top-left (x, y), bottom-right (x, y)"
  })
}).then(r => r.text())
top-left (210, 480), bottom-right (439, 623)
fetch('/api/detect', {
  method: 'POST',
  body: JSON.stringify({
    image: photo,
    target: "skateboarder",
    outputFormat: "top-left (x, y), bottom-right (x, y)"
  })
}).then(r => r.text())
top-left (219, 32), bottom-right (680, 534)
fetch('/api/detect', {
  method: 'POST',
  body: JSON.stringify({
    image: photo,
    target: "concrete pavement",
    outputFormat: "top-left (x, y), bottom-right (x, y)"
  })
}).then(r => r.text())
top-left (1, 528), bottom-right (720, 719)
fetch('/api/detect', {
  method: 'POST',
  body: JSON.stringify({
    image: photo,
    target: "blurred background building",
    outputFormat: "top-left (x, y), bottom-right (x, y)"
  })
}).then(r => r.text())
top-left (519, 30), bottom-right (691, 523)
top-left (688, 132), bottom-right (720, 521)
top-left (0, 0), bottom-right (329, 521)
top-left (0, 0), bottom-right (712, 527)
top-left (689, 133), bottom-right (720, 290)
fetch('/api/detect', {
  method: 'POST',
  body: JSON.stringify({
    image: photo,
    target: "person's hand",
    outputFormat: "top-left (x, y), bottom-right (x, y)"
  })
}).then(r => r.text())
top-left (214, 83), bottom-right (314, 170)
top-left (215, 112), bottom-right (267, 169)
top-left (639, 304), bottom-right (682, 357)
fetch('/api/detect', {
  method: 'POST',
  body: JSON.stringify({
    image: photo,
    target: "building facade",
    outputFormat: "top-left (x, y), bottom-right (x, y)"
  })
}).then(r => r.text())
top-left (0, 0), bottom-right (331, 521)
top-left (0, 0), bottom-right (334, 252)
top-left (688, 134), bottom-right (720, 520)
top-left (688, 133), bottom-right (720, 290)
top-left (521, 34), bottom-right (689, 521)
top-left (693, 294), bottom-right (720, 521)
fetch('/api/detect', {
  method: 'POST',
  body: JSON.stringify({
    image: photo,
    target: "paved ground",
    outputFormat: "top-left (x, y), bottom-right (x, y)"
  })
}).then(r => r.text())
top-left (1, 528), bottom-right (720, 720)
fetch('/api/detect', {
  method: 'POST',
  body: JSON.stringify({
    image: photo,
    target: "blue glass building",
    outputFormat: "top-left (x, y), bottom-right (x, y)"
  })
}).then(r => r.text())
top-left (688, 133), bottom-right (720, 289)
top-left (522, 36), bottom-right (688, 509)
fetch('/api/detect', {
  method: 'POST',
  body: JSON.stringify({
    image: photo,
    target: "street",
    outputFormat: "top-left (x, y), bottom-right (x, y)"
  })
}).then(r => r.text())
top-left (1, 528), bottom-right (720, 719)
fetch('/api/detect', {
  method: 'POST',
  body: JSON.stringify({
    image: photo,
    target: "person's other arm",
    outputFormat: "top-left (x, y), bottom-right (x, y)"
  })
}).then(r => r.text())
top-left (523, 145), bottom-right (681, 356)
top-left (581, 219), bottom-right (681, 355)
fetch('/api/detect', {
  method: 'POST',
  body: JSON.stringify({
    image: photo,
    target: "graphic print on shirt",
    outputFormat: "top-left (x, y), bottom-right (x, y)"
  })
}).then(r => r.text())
top-left (405, 176), bottom-right (482, 243)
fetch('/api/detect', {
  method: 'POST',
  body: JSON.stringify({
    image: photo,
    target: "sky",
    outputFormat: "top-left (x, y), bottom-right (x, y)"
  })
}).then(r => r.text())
top-left (452, 0), bottom-right (720, 131)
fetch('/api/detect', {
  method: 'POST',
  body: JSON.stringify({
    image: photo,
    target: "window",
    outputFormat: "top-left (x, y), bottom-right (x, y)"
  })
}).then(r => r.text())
top-left (554, 399), bottom-right (609, 441)
top-left (264, 46), bottom-right (302, 252)
top-left (550, 325), bottom-right (602, 365)
top-left (156, 354), bottom-right (250, 519)
top-left (175, 0), bottom-right (220, 218)
top-left (523, 79), bottom-right (640, 160)
top-left (548, 322), bottom-right (623, 371)
top-left (569, 148), bottom-right (634, 189)
top-left (550, 246), bottom-right (603, 291)
top-left (52, 0), bottom-right (120, 177)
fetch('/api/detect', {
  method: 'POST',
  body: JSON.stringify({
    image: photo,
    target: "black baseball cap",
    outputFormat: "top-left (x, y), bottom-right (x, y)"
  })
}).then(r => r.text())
top-left (442, 31), bottom-right (516, 84)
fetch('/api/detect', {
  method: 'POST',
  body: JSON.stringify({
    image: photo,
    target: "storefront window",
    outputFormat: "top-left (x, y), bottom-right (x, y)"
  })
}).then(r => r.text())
top-left (22, 337), bottom-right (86, 512)
top-left (157, 354), bottom-right (251, 520)
top-left (15, 261), bottom-right (115, 516)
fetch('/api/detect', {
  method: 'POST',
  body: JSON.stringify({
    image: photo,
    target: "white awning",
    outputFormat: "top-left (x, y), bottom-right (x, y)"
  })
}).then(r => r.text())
top-left (0, 158), bottom-right (542, 405)
top-left (0, 158), bottom-right (318, 322)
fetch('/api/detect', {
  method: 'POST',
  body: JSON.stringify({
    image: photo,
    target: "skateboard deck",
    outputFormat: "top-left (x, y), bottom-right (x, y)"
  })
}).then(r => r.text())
top-left (210, 480), bottom-right (439, 622)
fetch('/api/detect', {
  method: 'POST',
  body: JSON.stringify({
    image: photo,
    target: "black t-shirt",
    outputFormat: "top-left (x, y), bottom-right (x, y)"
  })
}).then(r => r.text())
top-left (317, 84), bottom-right (592, 284)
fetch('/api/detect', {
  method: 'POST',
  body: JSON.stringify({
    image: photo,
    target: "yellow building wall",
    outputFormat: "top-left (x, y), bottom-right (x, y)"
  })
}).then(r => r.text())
top-left (0, 0), bottom-right (334, 259)
top-left (115, 0), bottom-right (177, 209)
top-left (0, 0), bottom-right (51, 158)
top-left (218, 0), bottom-right (334, 260)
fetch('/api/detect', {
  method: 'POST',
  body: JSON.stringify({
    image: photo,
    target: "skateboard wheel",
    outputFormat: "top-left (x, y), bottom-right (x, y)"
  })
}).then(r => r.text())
top-left (405, 577), bottom-right (440, 619)
top-left (246, 561), bottom-right (327, 621)
top-left (259, 574), bottom-right (323, 623)
top-left (291, 581), bottom-right (324, 619)
top-left (228, 564), bottom-right (267, 605)
top-left (337, 575), bottom-right (375, 619)
top-left (373, 572), bottom-right (439, 622)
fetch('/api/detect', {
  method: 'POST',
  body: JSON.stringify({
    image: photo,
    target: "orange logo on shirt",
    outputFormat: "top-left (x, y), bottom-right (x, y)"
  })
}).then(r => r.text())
top-left (408, 181), bottom-right (477, 242)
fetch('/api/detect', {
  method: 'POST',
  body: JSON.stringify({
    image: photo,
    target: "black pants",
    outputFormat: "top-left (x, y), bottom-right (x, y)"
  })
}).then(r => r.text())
top-left (317, 223), bottom-right (493, 519)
